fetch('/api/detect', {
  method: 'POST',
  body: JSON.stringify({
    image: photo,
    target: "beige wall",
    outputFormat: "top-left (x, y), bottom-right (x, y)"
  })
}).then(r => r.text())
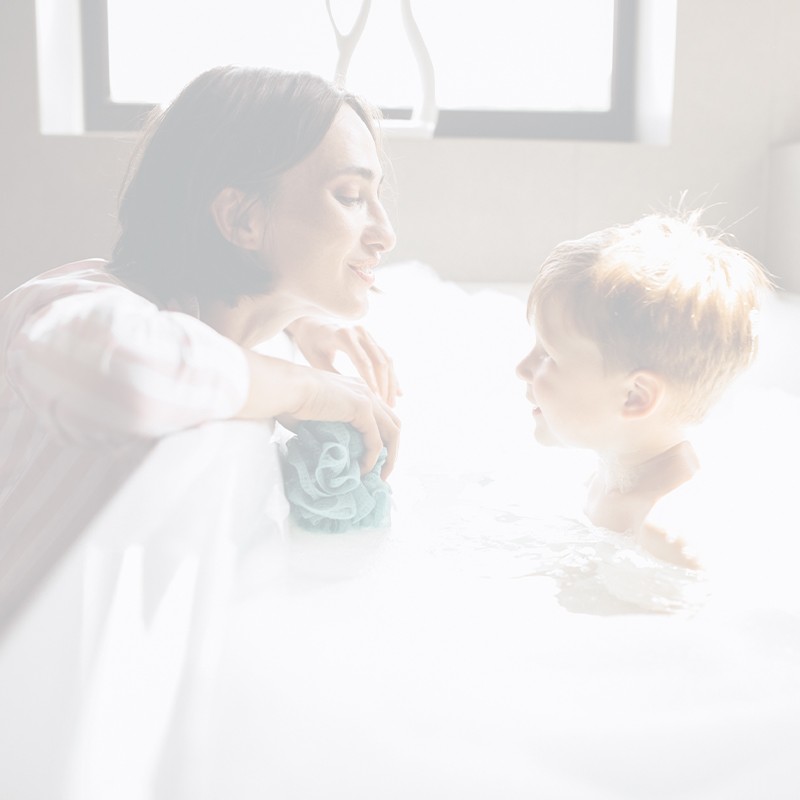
top-left (3, 0), bottom-right (800, 297)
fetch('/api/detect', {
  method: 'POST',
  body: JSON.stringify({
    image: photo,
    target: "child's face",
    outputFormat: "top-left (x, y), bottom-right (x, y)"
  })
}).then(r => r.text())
top-left (516, 301), bottom-right (629, 451)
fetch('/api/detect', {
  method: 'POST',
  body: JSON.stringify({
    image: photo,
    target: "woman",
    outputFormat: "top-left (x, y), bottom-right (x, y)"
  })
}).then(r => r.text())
top-left (0, 65), bottom-right (401, 630)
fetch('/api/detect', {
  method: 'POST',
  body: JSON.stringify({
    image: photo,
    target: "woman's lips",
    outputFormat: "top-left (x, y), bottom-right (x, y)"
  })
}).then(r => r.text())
top-left (350, 264), bottom-right (376, 286)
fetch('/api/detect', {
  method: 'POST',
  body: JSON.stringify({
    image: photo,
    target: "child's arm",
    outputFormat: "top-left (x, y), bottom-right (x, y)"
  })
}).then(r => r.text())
top-left (638, 480), bottom-right (706, 569)
top-left (585, 476), bottom-right (702, 569)
top-left (636, 520), bottom-right (701, 569)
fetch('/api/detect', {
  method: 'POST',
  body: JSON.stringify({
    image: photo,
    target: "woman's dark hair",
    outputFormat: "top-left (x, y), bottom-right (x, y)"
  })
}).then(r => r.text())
top-left (109, 65), bottom-right (381, 306)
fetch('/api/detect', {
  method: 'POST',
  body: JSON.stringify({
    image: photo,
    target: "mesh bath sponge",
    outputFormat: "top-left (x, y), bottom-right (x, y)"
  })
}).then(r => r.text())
top-left (282, 421), bottom-right (392, 532)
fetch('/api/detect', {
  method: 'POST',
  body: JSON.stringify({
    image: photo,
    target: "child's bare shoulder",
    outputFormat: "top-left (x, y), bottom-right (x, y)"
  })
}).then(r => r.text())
top-left (643, 477), bottom-right (710, 568)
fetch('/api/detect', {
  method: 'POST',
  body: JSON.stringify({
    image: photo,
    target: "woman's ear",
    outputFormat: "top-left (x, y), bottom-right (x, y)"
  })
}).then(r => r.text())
top-left (210, 188), bottom-right (265, 250)
top-left (622, 370), bottom-right (666, 418)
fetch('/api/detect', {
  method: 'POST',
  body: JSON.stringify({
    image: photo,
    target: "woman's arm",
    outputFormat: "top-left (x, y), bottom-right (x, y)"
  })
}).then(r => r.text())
top-left (4, 287), bottom-right (249, 443)
top-left (4, 285), bottom-right (399, 476)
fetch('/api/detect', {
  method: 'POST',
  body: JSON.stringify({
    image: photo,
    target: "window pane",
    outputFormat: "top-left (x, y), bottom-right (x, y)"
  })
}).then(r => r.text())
top-left (107, 0), bottom-right (616, 111)
top-left (107, 0), bottom-right (339, 104)
top-left (414, 0), bottom-right (616, 111)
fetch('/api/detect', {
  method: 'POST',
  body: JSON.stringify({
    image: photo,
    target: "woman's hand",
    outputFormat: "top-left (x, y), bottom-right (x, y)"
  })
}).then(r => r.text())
top-left (237, 351), bottom-right (400, 479)
top-left (285, 317), bottom-right (401, 407)
top-left (278, 368), bottom-right (400, 479)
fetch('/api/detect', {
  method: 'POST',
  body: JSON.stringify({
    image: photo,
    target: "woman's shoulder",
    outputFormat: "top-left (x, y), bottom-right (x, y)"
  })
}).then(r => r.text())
top-left (15, 258), bottom-right (117, 289)
top-left (2, 259), bottom-right (144, 312)
top-left (0, 259), bottom-right (156, 347)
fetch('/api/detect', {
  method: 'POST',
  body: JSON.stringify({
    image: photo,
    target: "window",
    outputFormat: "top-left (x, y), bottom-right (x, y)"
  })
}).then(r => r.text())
top-left (80, 0), bottom-right (637, 139)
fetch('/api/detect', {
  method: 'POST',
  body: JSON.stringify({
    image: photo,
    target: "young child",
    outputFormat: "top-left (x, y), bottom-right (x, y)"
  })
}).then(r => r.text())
top-left (516, 212), bottom-right (770, 567)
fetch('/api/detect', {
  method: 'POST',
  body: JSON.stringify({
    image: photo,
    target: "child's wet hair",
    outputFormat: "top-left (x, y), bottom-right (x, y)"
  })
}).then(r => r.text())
top-left (528, 211), bottom-right (772, 422)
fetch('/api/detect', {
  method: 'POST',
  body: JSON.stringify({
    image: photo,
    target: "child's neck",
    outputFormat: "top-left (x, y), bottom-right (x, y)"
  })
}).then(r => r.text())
top-left (594, 440), bottom-right (699, 497)
top-left (584, 436), bottom-right (700, 539)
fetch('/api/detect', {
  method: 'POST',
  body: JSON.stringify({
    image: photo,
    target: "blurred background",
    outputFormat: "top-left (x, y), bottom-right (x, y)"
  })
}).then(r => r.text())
top-left (3, 0), bottom-right (800, 296)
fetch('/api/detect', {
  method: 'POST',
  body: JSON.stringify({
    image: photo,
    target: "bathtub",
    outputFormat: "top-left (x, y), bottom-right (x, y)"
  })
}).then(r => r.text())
top-left (1, 262), bottom-right (799, 800)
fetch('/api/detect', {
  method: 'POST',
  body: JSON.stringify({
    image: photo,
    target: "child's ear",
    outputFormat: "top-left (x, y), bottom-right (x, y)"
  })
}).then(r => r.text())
top-left (622, 370), bottom-right (665, 418)
top-left (210, 187), bottom-right (265, 250)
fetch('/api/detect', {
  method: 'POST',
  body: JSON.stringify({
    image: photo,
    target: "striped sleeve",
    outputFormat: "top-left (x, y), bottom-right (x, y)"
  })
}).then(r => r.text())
top-left (4, 285), bottom-right (250, 444)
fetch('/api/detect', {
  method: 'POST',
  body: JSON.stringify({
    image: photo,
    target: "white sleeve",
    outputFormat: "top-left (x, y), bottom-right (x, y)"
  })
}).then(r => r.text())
top-left (4, 285), bottom-right (250, 443)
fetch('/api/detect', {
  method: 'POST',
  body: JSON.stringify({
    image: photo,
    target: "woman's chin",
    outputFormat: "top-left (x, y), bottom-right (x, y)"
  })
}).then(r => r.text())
top-left (304, 292), bottom-right (368, 321)
top-left (332, 293), bottom-right (370, 320)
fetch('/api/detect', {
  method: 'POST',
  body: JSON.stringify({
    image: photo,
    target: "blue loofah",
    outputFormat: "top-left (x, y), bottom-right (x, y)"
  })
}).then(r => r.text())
top-left (282, 422), bottom-right (392, 532)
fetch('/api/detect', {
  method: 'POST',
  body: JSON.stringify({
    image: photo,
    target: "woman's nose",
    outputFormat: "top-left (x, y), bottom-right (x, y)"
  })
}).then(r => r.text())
top-left (367, 202), bottom-right (397, 254)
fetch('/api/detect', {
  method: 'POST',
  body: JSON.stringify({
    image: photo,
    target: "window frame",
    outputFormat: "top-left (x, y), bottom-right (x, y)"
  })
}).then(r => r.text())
top-left (80, 0), bottom-right (638, 140)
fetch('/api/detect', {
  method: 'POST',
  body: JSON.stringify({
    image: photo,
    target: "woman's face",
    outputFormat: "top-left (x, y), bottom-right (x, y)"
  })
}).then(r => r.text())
top-left (259, 104), bottom-right (396, 318)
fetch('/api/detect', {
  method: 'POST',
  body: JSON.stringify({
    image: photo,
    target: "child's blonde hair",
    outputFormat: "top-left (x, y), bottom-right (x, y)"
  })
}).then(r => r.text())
top-left (528, 212), bottom-right (771, 422)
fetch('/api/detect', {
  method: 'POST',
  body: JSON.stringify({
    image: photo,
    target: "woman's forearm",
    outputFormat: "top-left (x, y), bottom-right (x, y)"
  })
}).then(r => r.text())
top-left (235, 350), bottom-right (314, 420)
top-left (236, 348), bottom-right (400, 478)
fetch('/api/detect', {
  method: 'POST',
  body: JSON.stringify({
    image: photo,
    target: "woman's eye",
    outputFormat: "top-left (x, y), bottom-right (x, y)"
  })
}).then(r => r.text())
top-left (336, 195), bottom-right (363, 207)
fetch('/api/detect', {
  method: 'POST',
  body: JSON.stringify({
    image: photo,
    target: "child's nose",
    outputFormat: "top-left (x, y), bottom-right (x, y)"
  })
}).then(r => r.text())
top-left (516, 351), bottom-right (535, 381)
